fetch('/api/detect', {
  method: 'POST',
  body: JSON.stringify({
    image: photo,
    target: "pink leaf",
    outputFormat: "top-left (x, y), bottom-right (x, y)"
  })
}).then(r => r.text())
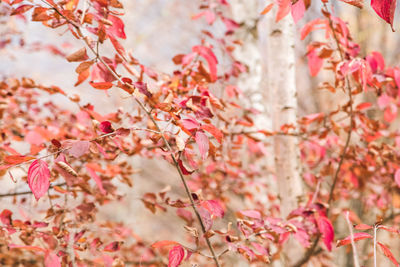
top-left (336, 232), bottom-right (372, 247)
top-left (27, 160), bottom-right (51, 201)
top-left (192, 46), bottom-right (218, 82)
top-left (198, 207), bottom-right (213, 231)
top-left (86, 165), bottom-right (106, 195)
top-left (195, 131), bottom-right (209, 160)
top-left (239, 210), bottom-right (261, 220)
top-left (291, 0), bottom-right (305, 23)
top-left (316, 216), bottom-right (334, 251)
top-left (377, 242), bottom-right (399, 266)
top-left (168, 245), bottom-right (185, 267)
top-left (106, 15), bottom-right (126, 39)
top-left (44, 251), bottom-right (61, 267)
top-left (371, 0), bottom-right (396, 31)
top-left (181, 118), bottom-right (199, 130)
top-left (395, 169), bottom-right (400, 188)
top-left (68, 141), bottom-right (90, 158)
top-left (201, 200), bottom-right (225, 218)
top-left (25, 131), bottom-right (45, 146)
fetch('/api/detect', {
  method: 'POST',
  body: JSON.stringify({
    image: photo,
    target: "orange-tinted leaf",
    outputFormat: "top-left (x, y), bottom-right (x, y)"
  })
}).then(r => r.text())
top-left (276, 0), bottom-right (291, 22)
top-left (151, 240), bottom-right (180, 248)
top-left (201, 124), bottom-right (223, 144)
top-left (32, 7), bottom-right (51, 21)
top-left (66, 47), bottom-right (89, 62)
top-left (356, 102), bottom-right (372, 110)
top-left (354, 224), bottom-right (373, 230)
top-left (336, 232), bottom-right (372, 247)
top-left (260, 3), bottom-right (274, 15)
top-left (89, 81), bottom-right (113, 90)
top-left (4, 155), bottom-right (35, 165)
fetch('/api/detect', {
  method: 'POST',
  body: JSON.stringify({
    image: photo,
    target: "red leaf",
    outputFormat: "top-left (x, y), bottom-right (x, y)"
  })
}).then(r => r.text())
top-left (89, 81), bottom-right (113, 90)
top-left (44, 251), bottom-right (61, 267)
top-left (99, 121), bottom-right (114, 133)
top-left (377, 242), bottom-right (399, 266)
top-left (276, 0), bottom-right (291, 22)
top-left (86, 165), bottom-right (106, 195)
top-left (107, 15), bottom-right (126, 39)
top-left (0, 209), bottom-right (12, 226)
top-left (200, 124), bottom-right (223, 144)
top-left (307, 47), bottom-right (323, 76)
top-left (336, 232), bottom-right (372, 247)
top-left (27, 160), bottom-right (51, 201)
top-left (195, 131), bottom-right (209, 160)
top-left (356, 102), bottom-right (372, 111)
top-left (4, 155), bottom-right (35, 165)
top-left (395, 169), bottom-right (400, 188)
top-left (177, 159), bottom-right (194, 175)
top-left (371, 0), bottom-right (396, 31)
top-left (291, 0), bottom-right (305, 23)
top-left (11, 4), bottom-right (33, 16)
top-left (151, 240), bottom-right (180, 249)
top-left (192, 46), bottom-right (218, 82)
top-left (168, 245), bottom-right (185, 267)
top-left (68, 141), bottom-right (90, 158)
top-left (316, 216), bottom-right (334, 251)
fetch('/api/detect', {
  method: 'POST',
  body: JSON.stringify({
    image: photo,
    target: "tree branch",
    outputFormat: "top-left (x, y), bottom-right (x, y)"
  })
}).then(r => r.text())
top-left (39, 3), bottom-right (221, 265)
top-left (292, 3), bottom-right (354, 266)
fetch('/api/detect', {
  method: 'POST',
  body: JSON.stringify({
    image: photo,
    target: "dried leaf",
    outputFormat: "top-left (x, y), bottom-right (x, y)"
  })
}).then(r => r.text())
top-left (66, 47), bottom-right (89, 62)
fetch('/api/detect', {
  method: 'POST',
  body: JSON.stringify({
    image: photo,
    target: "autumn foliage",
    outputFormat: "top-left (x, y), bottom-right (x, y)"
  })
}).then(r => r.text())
top-left (0, 0), bottom-right (400, 266)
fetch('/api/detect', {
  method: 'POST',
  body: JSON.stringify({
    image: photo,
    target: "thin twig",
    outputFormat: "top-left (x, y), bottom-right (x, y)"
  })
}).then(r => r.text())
top-left (373, 224), bottom-right (377, 267)
top-left (0, 182), bottom-right (66, 198)
top-left (345, 211), bottom-right (360, 267)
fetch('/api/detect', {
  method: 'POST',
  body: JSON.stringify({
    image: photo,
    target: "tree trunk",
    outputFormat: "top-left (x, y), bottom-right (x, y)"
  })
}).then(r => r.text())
top-left (258, 3), bottom-right (304, 265)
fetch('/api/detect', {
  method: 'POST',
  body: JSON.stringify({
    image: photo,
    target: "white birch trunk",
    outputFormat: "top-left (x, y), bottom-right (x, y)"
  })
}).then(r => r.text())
top-left (258, 3), bottom-right (304, 265)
